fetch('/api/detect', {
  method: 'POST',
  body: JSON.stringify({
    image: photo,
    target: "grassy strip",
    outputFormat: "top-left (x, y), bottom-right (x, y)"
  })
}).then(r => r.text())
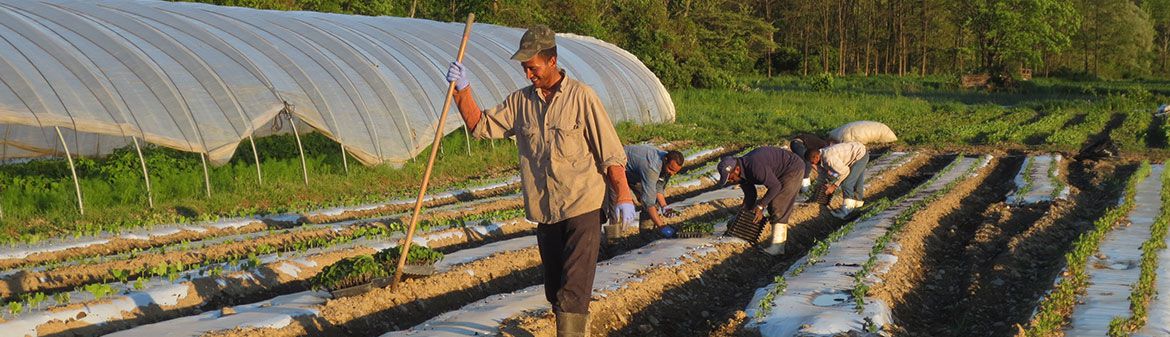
top-left (1108, 165), bottom-right (1170, 336)
top-left (619, 80), bottom-right (1159, 151)
top-left (754, 155), bottom-right (964, 319)
top-left (851, 155), bottom-right (982, 314)
top-left (0, 131), bottom-right (519, 244)
top-left (1025, 161), bottom-right (1152, 336)
top-left (1014, 156), bottom-right (1036, 204)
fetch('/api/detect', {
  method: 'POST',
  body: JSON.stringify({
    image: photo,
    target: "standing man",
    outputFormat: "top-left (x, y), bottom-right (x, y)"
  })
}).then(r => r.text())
top-left (445, 25), bottom-right (636, 337)
top-left (716, 147), bottom-right (805, 255)
top-left (807, 141), bottom-right (868, 219)
top-left (789, 133), bottom-right (829, 193)
top-left (618, 144), bottom-right (684, 235)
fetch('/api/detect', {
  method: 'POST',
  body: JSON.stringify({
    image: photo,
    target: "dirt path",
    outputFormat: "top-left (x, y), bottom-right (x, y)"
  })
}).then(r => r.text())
top-left (869, 155), bottom-right (1020, 336)
top-left (875, 158), bottom-right (1128, 337)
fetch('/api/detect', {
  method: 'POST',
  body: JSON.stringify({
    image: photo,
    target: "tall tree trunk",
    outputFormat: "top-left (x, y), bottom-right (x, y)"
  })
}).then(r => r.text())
top-left (822, 1), bottom-right (832, 74)
top-left (838, 0), bottom-right (847, 75)
top-left (409, 0), bottom-right (418, 18)
top-left (802, 27), bottom-right (810, 75)
top-left (765, 0), bottom-right (774, 77)
top-left (920, 0), bottom-right (928, 76)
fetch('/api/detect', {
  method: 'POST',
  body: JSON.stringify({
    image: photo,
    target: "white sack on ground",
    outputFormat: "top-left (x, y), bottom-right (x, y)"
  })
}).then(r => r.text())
top-left (829, 121), bottom-right (897, 144)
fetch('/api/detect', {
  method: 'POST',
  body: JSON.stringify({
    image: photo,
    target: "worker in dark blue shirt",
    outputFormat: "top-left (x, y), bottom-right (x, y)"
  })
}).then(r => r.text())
top-left (716, 147), bottom-right (804, 255)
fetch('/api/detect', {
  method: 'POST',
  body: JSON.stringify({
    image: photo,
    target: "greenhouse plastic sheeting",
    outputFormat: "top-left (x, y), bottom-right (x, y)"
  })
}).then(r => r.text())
top-left (0, 0), bottom-right (675, 165)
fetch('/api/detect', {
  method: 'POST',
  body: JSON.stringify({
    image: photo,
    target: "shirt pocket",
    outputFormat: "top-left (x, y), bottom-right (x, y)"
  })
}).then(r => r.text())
top-left (550, 122), bottom-right (587, 161)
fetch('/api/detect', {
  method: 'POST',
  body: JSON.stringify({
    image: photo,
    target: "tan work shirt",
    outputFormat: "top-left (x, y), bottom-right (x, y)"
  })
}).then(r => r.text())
top-left (455, 74), bottom-right (626, 224)
top-left (819, 141), bottom-right (867, 186)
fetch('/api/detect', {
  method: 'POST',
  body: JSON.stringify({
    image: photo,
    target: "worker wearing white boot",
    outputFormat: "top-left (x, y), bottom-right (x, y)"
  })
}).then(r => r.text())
top-left (716, 147), bottom-right (804, 255)
top-left (807, 141), bottom-right (868, 219)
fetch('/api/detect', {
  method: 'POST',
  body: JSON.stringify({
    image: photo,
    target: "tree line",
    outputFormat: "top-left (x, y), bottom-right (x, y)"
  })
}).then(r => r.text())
top-left (184, 0), bottom-right (1170, 87)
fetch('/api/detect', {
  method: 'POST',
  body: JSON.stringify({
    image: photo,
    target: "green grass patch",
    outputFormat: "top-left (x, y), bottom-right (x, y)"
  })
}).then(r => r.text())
top-left (0, 130), bottom-right (518, 244)
top-left (619, 76), bottom-right (1161, 151)
top-left (1025, 161), bottom-right (1151, 336)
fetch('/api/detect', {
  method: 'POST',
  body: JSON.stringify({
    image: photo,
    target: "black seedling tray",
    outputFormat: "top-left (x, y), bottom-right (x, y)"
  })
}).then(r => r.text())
top-left (724, 208), bottom-right (764, 243)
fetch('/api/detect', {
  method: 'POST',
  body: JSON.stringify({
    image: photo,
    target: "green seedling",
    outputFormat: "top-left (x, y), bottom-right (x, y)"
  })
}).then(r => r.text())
top-left (110, 269), bottom-right (131, 284)
top-left (150, 262), bottom-right (168, 278)
top-left (83, 283), bottom-right (113, 301)
top-left (26, 292), bottom-right (45, 309)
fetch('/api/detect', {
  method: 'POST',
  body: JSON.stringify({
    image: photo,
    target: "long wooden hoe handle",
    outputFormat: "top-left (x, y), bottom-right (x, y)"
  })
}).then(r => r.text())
top-left (392, 13), bottom-right (475, 288)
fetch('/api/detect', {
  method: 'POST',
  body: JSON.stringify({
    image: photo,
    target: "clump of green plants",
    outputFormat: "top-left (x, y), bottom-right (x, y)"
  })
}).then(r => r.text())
top-left (308, 255), bottom-right (390, 291)
top-left (7, 301), bottom-right (21, 315)
top-left (374, 245), bottom-right (445, 266)
top-left (808, 72), bottom-right (836, 91)
top-left (308, 244), bottom-right (445, 291)
top-left (678, 222), bottom-right (715, 234)
top-left (83, 283), bottom-right (114, 301)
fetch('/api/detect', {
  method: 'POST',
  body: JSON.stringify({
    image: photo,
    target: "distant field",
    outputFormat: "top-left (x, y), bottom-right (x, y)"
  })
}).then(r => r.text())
top-left (2, 75), bottom-right (1166, 242)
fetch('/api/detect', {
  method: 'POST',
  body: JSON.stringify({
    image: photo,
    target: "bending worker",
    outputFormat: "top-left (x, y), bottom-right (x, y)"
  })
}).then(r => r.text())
top-left (716, 146), bottom-right (805, 255)
top-left (446, 25), bottom-right (636, 337)
top-left (789, 133), bottom-right (829, 193)
top-left (807, 141), bottom-right (868, 218)
top-left (618, 144), bottom-right (684, 235)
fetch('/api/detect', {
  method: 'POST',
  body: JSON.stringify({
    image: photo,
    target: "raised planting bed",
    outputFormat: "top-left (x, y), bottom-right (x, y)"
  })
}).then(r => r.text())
top-left (1006, 153), bottom-right (1070, 205)
top-left (0, 172), bottom-right (524, 271)
top-left (743, 155), bottom-right (991, 336)
top-left (0, 216), bottom-right (535, 337)
top-left (0, 195), bottom-right (525, 304)
top-left (106, 236), bottom-right (542, 337)
top-left (1065, 164), bottom-right (1165, 336)
top-left (1025, 161), bottom-right (1153, 336)
top-left (1137, 164), bottom-right (1170, 337)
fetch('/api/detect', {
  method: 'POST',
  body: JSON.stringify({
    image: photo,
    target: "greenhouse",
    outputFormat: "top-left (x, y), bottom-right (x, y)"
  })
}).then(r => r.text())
top-left (0, 0), bottom-right (674, 212)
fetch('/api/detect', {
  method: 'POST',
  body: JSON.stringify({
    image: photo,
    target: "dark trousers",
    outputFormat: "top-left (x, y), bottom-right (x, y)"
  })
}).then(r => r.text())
top-left (768, 168), bottom-right (805, 224)
top-left (841, 154), bottom-right (869, 199)
top-left (536, 209), bottom-right (601, 314)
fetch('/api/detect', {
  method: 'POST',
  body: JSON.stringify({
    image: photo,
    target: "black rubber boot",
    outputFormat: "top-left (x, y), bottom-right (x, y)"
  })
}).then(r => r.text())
top-left (555, 311), bottom-right (590, 337)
